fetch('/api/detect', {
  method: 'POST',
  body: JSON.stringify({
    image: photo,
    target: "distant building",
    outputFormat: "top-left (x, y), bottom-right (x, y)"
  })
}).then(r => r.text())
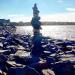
top-left (0, 19), bottom-right (10, 25)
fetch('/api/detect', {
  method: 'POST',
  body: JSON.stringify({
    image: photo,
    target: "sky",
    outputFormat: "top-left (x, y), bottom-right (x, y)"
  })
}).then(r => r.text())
top-left (0, 0), bottom-right (75, 22)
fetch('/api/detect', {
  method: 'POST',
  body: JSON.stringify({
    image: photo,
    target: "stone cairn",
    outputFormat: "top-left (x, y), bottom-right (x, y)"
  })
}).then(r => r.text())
top-left (31, 4), bottom-right (43, 56)
top-left (31, 3), bottom-right (41, 35)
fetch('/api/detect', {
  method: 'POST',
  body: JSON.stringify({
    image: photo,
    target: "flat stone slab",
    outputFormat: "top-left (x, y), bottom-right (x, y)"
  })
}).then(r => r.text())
top-left (15, 50), bottom-right (30, 57)
top-left (7, 60), bottom-right (24, 67)
top-left (0, 50), bottom-right (8, 53)
top-left (60, 54), bottom-right (75, 62)
top-left (17, 45), bottom-right (25, 50)
top-left (42, 68), bottom-right (55, 75)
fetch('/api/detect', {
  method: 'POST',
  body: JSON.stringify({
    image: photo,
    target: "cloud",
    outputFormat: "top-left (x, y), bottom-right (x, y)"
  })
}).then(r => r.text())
top-left (7, 14), bottom-right (32, 22)
top-left (57, 0), bottom-right (64, 3)
top-left (66, 8), bottom-right (75, 12)
top-left (41, 12), bottom-right (75, 22)
top-left (7, 12), bottom-right (75, 22)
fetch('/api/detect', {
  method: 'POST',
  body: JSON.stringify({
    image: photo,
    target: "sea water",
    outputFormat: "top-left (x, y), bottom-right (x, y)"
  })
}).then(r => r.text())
top-left (16, 25), bottom-right (75, 40)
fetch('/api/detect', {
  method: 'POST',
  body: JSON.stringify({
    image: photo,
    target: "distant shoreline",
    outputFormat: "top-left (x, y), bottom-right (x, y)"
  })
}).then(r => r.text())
top-left (11, 22), bottom-right (75, 26)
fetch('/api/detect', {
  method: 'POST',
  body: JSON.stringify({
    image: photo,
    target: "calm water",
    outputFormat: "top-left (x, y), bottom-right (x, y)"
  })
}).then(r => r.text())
top-left (16, 25), bottom-right (75, 40)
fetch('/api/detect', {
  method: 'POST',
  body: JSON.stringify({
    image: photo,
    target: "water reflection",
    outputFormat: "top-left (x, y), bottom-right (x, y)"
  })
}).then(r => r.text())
top-left (16, 25), bottom-right (75, 40)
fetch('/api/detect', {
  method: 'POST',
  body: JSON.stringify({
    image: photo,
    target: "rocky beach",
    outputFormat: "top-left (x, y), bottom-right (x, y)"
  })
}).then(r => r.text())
top-left (0, 30), bottom-right (75, 75)
top-left (0, 3), bottom-right (75, 75)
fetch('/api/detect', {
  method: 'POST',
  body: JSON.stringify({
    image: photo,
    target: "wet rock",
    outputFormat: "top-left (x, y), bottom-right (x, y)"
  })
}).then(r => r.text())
top-left (15, 55), bottom-right (40, 65)
top-left (2, 31), bottom-right (10, 38)
top-left (0, 54), bottom-right (8, 62)
top-left (46, 57), bottom-right (55, 64)
top-left (52, 61), bottom-right (75, 75)
top-left (7, 66), bottom-right (40, 75)
top-left (0, 55), bottom-right (9, 72)
top-left (3, 50), bottom-right (11, 55)
top-left (0, 69), bottom-right (4, 75)
top-left (29, 60), bottom-right (49, 75)
top-left (8, 47), bottom-right (17, 54)
top-left (42, 68), bottom-right (55, 75)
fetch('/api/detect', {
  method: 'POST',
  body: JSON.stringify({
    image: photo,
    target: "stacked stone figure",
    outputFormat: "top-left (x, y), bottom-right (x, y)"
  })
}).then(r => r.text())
top-left (31, 3), bottom-right (41, 35)
top-left (31, 4), bottom-right (43, 56)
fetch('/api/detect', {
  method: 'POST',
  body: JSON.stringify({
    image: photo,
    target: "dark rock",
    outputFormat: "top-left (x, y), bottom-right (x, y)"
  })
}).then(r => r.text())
top-left (0, 54), bottom-right (7, 62)
top-left (46, 57), bottom-right (55, 64)
top-left (30, 61), bottom-right (49, 75)
top-left (7, 66), bottom-right (40, 75)
top-left (3, 50), bottom-right (11, 55)
top-left (52, 61), bottom-right (75, 75)
top-left (15, 56), bottom-right (40, 65)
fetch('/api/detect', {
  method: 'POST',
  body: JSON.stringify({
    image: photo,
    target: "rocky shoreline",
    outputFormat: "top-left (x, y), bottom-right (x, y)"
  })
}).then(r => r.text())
top-left (0, 31), bottom-right (75, 75)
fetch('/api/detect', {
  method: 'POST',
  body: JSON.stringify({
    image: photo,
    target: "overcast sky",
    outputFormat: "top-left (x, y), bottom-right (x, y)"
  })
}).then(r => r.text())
top-left (0, 0), bottom-right (75, 22)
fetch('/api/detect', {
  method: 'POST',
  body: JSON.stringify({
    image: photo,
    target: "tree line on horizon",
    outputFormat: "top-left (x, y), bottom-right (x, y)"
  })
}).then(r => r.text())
top-left (0, 21), bottom-right (75, 26)
top-left (11, 21), bottom-right (75, 26)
